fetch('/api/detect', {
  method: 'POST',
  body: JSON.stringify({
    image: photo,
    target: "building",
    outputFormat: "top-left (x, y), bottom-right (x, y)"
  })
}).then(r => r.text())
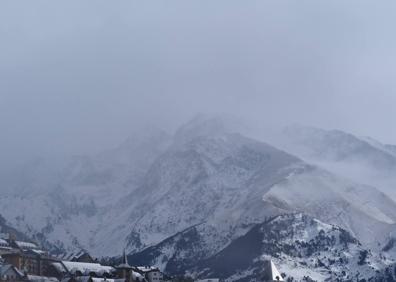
top-left (50, 261), bottom-right (116, 279)
top-left (25, 275), bottom-right (59, 282)
top-left (262, 260), bottom-right (284, 282)
top-left (0, 234), bottom-right (58, 277)
top-left (0, 240), bottom-right (12, 255)
top-left (114, 251), bottom-right (147, 282)
top-left (130, 271), bottom-right (146, 282)
top-left (58, 252), bottom-right (95, 264)
top-left (0, 235), bottom-right (163, 282)
top-left (114, 251), bottom-right (133, 282)
top-left (0, 236), bottom-right (39, 256)
top-left (60, 277), bottom-right (124, 282)
top-left (2, 249), bottom-right (59, 277)
top-left (134, 267), bottom-right (162, 282)
top-left (10, 242), bottom-right (40, 252)
top-left (0, 264), bottom-right (24, 282)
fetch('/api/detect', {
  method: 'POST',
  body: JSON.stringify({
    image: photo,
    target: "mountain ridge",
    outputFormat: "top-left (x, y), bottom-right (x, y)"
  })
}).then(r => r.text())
top-left (1, 118), bottom-right (396, 281)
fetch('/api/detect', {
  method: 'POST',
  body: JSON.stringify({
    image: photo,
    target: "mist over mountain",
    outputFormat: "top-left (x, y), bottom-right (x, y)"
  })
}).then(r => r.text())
top-left (282, 125), bottom-right (396, 201)
top-left (3, 0), bottom-right (396, 171)
top-left (2, 1), bottom-right (396, 280)
top-left (1, 116), bottom-right (396, 281)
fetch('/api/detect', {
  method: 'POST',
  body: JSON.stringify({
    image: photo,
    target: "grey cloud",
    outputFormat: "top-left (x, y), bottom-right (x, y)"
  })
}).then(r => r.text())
top-left (1, 0), bottom-right (396, 169)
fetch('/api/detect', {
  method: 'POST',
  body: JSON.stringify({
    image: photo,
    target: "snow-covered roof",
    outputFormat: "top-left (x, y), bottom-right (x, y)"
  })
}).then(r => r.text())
top-left (196, 279), bottom-right (220, 282)
top-left (51, 262), bottom-right (67, 274)
top-left (0, 239), bottom-right (11, 249)
top-left (136, 266), bottom-right (159, 273)
top-left (61, 277), bottom-right (124, 282)
top-left (26, 275), bottom-right (59, 282)
top-left (91, 278), bottom-right (125, 282)
top-left (30, 249), bottom-right (47, 255)
top-left (61, 261), bottom-right (115, 276)
top-left (74, 276), bottom-right (91, 282)
top-left (131, 271), bottom-right (146, 282)
top-left (15, 241), bottom-right (39, 250)
top-left (0, 239), bottom-right (9, 245)
top-left (59, 250), bottom-right (91, 261)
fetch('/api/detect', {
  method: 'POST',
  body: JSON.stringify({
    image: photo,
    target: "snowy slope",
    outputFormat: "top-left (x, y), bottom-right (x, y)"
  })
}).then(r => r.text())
top-left (282, 125), bottom-right (396, 200)
top-left (0, 124), bottom-right (307, 256)
top-left (1, 118), bottom-right (396, 266)
top-left (0, 128), bottom-right (172, 255)
top-left (263, 167), bottom-right (396, 247)
top-left (119, 130), bottom-right (396, 256)
top-left (196, 213), bottom-right (389, 282)
top-left (283, 125), bottom-right (396, 169)
top-left (0, 213), bottom-right (33, 243)
top-left (130, 213), bottom-right (395, 282)
top-left (119, 133), bottom-right (304, 253)
top-left (124, 161), bottom-right (396, 278)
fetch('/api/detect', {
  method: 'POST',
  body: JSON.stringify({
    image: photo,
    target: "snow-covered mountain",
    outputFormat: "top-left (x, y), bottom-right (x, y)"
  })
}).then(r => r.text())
top-left (0, 127), bottom-right (172, 255)
top-left (120, 131), bottom-right (396, 252)
top-left (130, 213), bottom-right (396, 281)
top-left (0, 117), bottom-right (303, 256)
top-left (283, 125), bottom-right (393, 167)
top-left (2, 117), bottom-right (396, 280)
top-left (0, 214), bottom-right (33, 243)
top-left (122, 133), bottom-right (304, 252)
top-left (196, 213), bottom-right (394, 282)
top-left (263, 167), bottom-right (396, 247)
top-left (282, 124), bottom-right (396, 201)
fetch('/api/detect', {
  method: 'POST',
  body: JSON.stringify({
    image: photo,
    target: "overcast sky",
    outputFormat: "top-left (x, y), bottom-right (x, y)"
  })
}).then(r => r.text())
top-left (1, 0), bottom-right (396, 168)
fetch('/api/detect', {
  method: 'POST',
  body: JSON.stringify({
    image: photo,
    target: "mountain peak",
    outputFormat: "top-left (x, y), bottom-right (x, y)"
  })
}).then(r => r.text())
top-left (173, 114), bottom-right (247, 145)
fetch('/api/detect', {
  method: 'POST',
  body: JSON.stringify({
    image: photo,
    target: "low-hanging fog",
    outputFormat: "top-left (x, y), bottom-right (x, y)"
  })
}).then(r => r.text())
top-left (1, 0), bottom-right (396, 171)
